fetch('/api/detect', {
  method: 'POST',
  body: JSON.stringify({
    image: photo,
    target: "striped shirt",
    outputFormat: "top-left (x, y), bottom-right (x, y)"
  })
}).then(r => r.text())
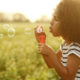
top-left (60, 41), bottom-right (80, 80)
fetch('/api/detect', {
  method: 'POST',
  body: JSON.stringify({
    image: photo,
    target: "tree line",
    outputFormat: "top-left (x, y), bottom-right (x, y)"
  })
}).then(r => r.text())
top-left (0, 12), bottom-right (30, 22)
top-left (0, 12), bottom-right (50, 23)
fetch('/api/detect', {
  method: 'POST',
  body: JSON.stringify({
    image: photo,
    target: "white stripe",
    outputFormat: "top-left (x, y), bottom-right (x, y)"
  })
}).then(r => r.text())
top-left (62, 49), bottom-right (69, 53)
top-left (62, 46), bottom-right (80, 54)
top-left (75, 78), bottom-right (80, 80)
top-left (61, 62), bottom-right (67, 66)
top-left (60, 45), bottom-right (62, 51)
top-left (61, 58), bottom-right (67, 62)
top-left (63, 46), bottom-right (68, 49)
top-left (70, 46), bottom-right (80, 50)
top-left (68, 50), bottom-right (80, 58)
top-left (73, 42), bottom-right (80, 47)
top-left (76, 73), bottom-right (80, 77)
top-left (77, 69), bottom-right (80, 72)
top-left (68, 50), bottom-right (80, 55)
top-left (62, 53), bottom-right (68, 57)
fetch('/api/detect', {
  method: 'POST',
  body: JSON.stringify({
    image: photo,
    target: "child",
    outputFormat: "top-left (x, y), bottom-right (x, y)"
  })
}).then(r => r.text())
top-left (35, 0), bottom-right (80, 80)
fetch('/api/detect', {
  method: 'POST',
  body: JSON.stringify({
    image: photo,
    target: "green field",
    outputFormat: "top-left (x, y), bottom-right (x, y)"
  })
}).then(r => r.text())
top-left (0, 22), bottom-right (62, 80)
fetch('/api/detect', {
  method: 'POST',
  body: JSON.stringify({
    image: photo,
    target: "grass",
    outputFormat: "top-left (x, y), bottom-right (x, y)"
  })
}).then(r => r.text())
top-left (0, 22), bottom-right (62, 80)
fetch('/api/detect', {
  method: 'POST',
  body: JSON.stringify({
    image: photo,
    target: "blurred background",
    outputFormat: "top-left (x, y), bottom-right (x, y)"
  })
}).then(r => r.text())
top-left (0, 0), bottom-right (63, 80)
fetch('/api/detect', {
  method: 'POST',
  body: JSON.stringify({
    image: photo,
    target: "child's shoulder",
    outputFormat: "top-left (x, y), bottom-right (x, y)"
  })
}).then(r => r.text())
top-left (61, 41), bottom-right (80, 48)
top-left (61, 41), bottom-right (80, 58)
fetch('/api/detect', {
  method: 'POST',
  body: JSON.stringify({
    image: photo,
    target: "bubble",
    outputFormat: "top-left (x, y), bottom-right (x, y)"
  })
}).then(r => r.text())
top-left (3, 24), bottom-right (10, 30)
top-left (0, 34), bottom-right (3, 38)
top-left (24, 27), bottom-right (31, 34)
top-left (36, 27), bottom-right (43, 33)
top-left (8, 27), bottom-right (15, 38)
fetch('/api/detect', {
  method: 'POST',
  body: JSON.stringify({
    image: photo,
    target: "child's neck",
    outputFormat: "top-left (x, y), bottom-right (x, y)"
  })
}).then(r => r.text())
top-left (65, 41), bottom-right (71, 46)
top-left (62, 37), bottom-right (71, 46)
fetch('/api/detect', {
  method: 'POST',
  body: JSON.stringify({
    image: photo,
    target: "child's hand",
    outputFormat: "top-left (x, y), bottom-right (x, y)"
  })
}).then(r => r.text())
top-left (34, 26), bottom-right (46, 43)
top-left (38, 43), bottom-right (52, 55)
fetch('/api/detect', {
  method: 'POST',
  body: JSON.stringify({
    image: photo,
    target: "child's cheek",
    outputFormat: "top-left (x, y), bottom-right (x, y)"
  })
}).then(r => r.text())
top-left (52, 22), bottom-right (60, 36)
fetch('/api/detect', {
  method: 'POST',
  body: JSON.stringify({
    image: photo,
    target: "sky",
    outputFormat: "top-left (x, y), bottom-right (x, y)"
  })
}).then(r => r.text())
top-left (0, 0), bottom-right (60, 22)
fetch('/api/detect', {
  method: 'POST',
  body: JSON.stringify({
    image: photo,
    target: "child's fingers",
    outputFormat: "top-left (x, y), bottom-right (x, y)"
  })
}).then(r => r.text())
top-left (38, 45), bottom-right (43, 50)
top-left (38, 45), bottom-right (48, 56)
top-left (38, 43), bottom-right (44, 47)
top-left (38, 48), bottom-right (42, 53)
top-left (38, 47), bottom-right (43, 53)
top-left (38, 43), bottom-right (44, 53)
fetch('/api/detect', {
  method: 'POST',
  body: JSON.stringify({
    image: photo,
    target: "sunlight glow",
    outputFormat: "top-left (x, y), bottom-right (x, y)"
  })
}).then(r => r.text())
top-left (0, 0), bottom-right (60, 22)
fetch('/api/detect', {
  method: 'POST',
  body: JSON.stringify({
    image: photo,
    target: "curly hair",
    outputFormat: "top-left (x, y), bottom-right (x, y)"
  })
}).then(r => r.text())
top-left (55, 0), bottom-right (80, 43)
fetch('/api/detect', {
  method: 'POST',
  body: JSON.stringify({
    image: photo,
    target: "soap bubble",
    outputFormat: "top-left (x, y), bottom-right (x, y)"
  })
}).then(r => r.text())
top-left (3, 24), bottom-right (10, 30)
top-left (36, 27), bottom-right (43, 33)
top-left (0, 34), bottom-right (3, 38)
top-left (8, 27), bottom-right (15, 38)
top-left (24, 27), bottom-right (31, 34)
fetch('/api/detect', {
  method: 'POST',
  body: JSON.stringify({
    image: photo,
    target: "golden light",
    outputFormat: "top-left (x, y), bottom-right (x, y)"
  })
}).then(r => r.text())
top-left (0, 0), bottom-right (60, 22)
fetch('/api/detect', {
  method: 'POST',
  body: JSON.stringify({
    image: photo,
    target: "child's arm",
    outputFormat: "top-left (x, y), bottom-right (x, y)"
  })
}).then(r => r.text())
top-left (39, 44), bottom-right (80, 80)
top-left (41, 50), bottom-right (62, 68)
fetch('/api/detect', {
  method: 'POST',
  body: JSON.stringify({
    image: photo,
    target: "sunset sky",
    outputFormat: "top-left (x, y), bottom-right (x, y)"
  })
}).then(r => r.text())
top-left (0, 0), bottom-right (60, 22)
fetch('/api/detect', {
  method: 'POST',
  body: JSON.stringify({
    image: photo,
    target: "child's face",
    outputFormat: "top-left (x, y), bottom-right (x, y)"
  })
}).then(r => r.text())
top-left (49, 9), bottom-right (61, 37)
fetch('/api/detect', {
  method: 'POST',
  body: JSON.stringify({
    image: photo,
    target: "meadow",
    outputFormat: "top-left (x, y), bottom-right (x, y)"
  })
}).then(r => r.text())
top-left (0, 22), bottom-right (62, 80)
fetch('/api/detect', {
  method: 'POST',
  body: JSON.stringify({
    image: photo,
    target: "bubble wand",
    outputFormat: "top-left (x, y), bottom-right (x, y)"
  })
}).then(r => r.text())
top-left (36, 26), bottom-right (45, 44)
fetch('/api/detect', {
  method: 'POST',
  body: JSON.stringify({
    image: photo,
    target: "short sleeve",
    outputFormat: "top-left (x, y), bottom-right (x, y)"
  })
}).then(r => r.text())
top-left (67, 43), bottom-right (80, 58)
